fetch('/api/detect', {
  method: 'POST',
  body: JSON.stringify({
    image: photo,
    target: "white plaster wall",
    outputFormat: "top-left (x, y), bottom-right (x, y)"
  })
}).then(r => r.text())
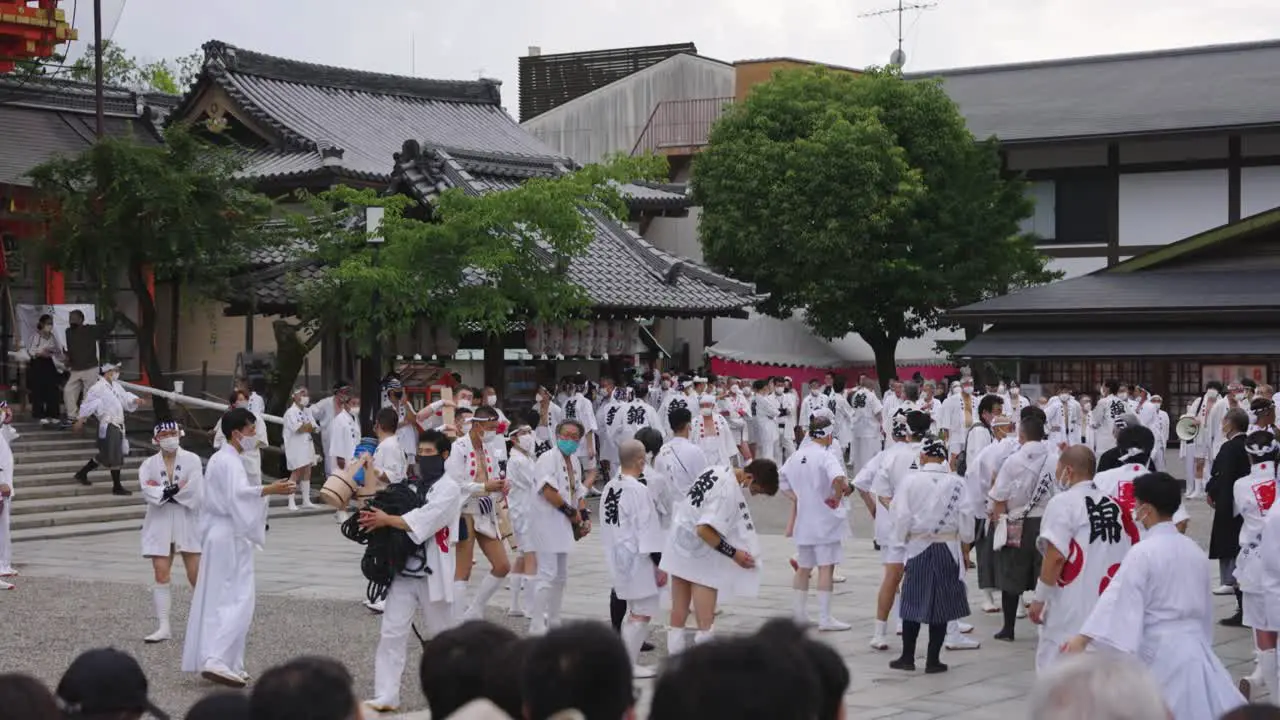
top-left (1242, 165), bottom-right (1280, 218)
top-left (1117, 170), bottom-right (1229, 247)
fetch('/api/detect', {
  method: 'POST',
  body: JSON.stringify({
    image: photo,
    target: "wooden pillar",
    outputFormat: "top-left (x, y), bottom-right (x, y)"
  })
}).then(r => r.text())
top-left (244, 303), bottom-right (255, 354)
top-left (483, 332), bottom-right (505, 393)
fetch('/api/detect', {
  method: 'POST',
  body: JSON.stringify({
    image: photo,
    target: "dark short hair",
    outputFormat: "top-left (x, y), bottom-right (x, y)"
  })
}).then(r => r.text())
top-left (251, 656), bottom-right (355, 720)
top-left (1021, 405), bottom-right (1047, 425)
top-left (752, 379), bottom-right (768, 392)
top-left (421, 621), bottom-right (519, 719)
top-left (482, 638), bottom-right (535, 719)
top-left (650, 634), bottom-right (819, 720)
top-left (1020, 414), bottom-right (1047, 442)
top-left (978, 394), bottom-right (1003, 418)
top-left (1207, 380), bottom-right (1225, 393)
top-left (375, 407), bottom-right (399, 434)
top-left (903, 382), bottom-right (920, 402)
top-left (221, 407), bottom-right (256, 439)
top-left (1133, 471), bottom-right (1182, 519)
top-left (754, 620), bottom-right (849, 720)
top-left (1116, 424), bottom-right (1155, 455)
top-left (745, 458), bottom-right (780, 496)
top-left (1227, 407), bottom-right (1251, 434)
top-left (905, 410), bottom-right (932, 439)
top-left (831, 375), bottom-right (846, 393)
top-left (417, 429), bottom-right (450, 456)
top-left (518, 408), bottom-right (541, 428)
top-left (669, 407), bottom-right (692, 434)
top-left (521, 621), bottom-right (633, 720)
top-left (187, 692), bottom-right (251, 720)
top-left (0, 674), bottom-right (59, 720)
top-left (635, 426), bottom-right (664, 456)
top-left (473, 405), bottom-right (500, 422)
top-left (1105, 379), bottom-right (1120, 395)
top-left (69, 309), bottom-right (85, 321)
top-left (633, 383), bottom-right (649, 400)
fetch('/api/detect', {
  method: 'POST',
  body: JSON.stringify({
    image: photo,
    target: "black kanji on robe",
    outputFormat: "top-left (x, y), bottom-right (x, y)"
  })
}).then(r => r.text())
top-left (565, 400), bottom-right (577, 420)
top-left (688, 470), bottom-right (717, 508)
top-left (626, 406), bottom-right (646, 425)
top-left (852, 392), bottom-right (867, 409)
top-left (1086, 495), bottom-right (1123, 544)
top-left (606, 406), bottom-right (620, 427)
top-left (603, 486), bottom-right (622, 526)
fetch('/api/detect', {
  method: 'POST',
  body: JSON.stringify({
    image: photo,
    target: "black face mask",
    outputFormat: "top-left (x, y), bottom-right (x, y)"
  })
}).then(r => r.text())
top-left (417, 455), bottom-right (446, 485)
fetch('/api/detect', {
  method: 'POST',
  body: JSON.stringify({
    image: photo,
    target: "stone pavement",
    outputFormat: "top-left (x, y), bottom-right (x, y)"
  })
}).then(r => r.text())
top-left (2, 494), bottom-right (1259, 719)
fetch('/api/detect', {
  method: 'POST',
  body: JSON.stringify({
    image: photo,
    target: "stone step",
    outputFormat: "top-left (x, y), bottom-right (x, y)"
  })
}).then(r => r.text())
top-left (10, 487), bottom-right (144, 515)
top-left (9, 436), bottom-right (103, 450)
top-left (10, 503), bottom-right (335, 543)
top-left (13, 467), bottom-right (141, 489)
top-left (14, 447), bottom-right (147, 462)
top-left (16, 477), bottom-right (144, 500)
top-left (13, 455), bottom-right (146, 472)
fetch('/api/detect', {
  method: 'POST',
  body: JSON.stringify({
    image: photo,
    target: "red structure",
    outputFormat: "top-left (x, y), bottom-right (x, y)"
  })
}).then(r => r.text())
top-left (0, 1), bottom-right (76, 74)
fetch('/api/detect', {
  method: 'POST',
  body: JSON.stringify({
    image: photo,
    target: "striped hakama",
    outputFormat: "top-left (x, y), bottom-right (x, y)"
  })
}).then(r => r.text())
top-left (900, 543), bottom-right (970, 625)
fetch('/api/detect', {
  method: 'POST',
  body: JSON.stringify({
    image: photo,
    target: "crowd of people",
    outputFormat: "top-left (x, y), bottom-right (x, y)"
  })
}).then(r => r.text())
top-left (5, 361), bottom-right (1280, 719)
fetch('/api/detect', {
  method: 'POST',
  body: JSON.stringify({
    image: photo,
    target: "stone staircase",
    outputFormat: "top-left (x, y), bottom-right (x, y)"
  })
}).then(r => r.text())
top-left (8, 420), bottom-right (329, 543)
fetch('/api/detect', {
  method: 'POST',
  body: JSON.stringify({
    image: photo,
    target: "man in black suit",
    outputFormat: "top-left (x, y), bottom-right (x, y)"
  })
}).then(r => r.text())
top-left (1206, 407), bottom-right (1252, 626)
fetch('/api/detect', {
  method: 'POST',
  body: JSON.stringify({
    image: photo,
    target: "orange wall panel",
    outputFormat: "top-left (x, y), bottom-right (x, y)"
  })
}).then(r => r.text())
top-left (733, 58), bottom-right (862, 102)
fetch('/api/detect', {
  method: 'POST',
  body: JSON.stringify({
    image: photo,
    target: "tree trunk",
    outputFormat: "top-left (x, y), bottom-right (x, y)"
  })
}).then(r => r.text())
top-left (866, 334), bottom-right (900, 393)
top-left (126, 264), bottom-right (168, 418)
top-left (270, 318), bottom-right (324, 416)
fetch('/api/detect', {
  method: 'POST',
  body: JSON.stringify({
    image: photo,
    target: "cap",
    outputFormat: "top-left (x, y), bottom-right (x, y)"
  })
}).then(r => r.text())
top-left (56, 648), bottom-right (169, 720)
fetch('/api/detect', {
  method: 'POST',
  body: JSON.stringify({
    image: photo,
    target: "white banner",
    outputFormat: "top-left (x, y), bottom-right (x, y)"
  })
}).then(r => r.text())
top-left (15, 303), bottom-right (97, 351)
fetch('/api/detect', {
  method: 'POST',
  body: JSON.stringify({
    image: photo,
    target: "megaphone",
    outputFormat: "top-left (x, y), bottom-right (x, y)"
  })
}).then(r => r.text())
top-left (1176, 414), bottom-right (1202, 442)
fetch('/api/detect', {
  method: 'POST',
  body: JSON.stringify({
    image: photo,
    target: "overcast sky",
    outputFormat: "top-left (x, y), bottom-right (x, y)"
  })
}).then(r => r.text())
top-left (79, 0), bottom-right (1280, 113)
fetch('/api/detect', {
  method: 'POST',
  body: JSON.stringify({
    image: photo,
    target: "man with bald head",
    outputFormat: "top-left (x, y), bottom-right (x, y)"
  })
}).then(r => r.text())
top-left (1028, 445), bottom-right (1133, 672)
top-left (599, 438), bottom-right (667, 677)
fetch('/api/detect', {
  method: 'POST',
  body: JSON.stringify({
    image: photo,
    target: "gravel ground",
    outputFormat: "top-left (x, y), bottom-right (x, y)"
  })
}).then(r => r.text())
top-left (1, 576), bottom-right (664, 718)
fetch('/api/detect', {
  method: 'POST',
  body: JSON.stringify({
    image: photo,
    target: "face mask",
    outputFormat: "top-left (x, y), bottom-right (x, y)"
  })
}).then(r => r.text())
top-left (1059, 393), bottom-right (1070, 402)
top-left (774, 388), bottom-right (784, 395)
top-left (348, 406), bottom-right (360, 418)
top-left (417, 454), bottom-right (446, 483)
top-left (1238, 393), bottom-right (1249, 402)
top-left (661, 381), bottom-right (671, 390)
top-left (516, 434), bottom-right (535, 454)
top-left (557, 438), bottom-right (579, 456)
top-left (810, 388), bottom-right (820, 396)
top-left (158, 436), bottom-right (180, 452)
top-left (701, 407), bottom-right (714, 416)
top-left (485, 395), bottom-right (497, 405)
top-left (236, 401), bottom-right (249, 409)
top-left (1118, 393), bottom-right (1129, 400)
top-left (730, 385), bottom-right (739, 393)
top-left (299, 396), bottom-right (310, 407)
top-left (962, 386), bottom-right (973, 395)
top-left (237, 434), bottom-right (258, 451)
top-left (483, 429), bottom-right (498, 441)
top-left (1011, 389), bottom-right (1020, 396)
top-left (1131, 505), bottom-right (1150, 530)
top-left (1152, 402), bottom-right (1162, 409)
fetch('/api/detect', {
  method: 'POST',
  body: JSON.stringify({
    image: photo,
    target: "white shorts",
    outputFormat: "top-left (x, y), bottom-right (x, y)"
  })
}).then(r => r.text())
top-left (626, 594), bottom-right (661, 618)
top-left (796, 542), bottom-right (843, 569)
top-left (880, 544), bottom-right (906, 565)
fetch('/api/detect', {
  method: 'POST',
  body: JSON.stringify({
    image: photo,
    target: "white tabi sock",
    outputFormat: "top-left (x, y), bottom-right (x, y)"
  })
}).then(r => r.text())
top-left (621, 617), bottom-right (651, 665)
top-left (873, 619), bottom-right (887, 638)
top-left (693, 628), bottom-right (715, 645)
top-left (792, 589), bottom-right (809, 624)
top-left (529, 585), bottom-right (550, 636)
top-left (666, 627), bottom-right (688, 656)
top-left (508, 575), bottom-right (526, 614)
top-left (452, 580), bottom-right (469, 622)
top-left (817, 590), bottom-right (834, 623)
top-left (521, 574), bottom-right (537, 613)
top-left (301, 481), bottom-right (315, 506)
top-left (546, 582), bottom-right (567, 627)
top-left (1261, 648), bottom-right (1277, 698)
top-left (145, 584), bottom-right (171, 642)
top-left (946, 620), bottom-right (960, 638)
top-left (468, 573), bottom-right (504, 617)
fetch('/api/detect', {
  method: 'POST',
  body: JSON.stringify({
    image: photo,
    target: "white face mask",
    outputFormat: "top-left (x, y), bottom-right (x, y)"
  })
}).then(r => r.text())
top-left (1237, 393), bottom-right (1249, 402)
top-left (485, 394), bottom-right (497, 405)
top-left (1010, 388), bottom-right (1020, 396)
top-left (1059, 393), bottom-right (1070, 402)
top-left (1054, 469), bottom-right (1071, 492)
top-left (1118, 393), bottom-right (1129, 400)
top-left (701, 407), bottom-right (714, 416)
top-left (962, 386), bottom-right (973, 395)
top-left (237, 433), bottom-right (258, 451)
top-left (1152, 402), bottom-right (1162, 409)
top-left (348, 406), bottom-right (360, 418)
top-left (810, 388), bottom-right (821, 396)
top-left (158, 436), bottom-right (180, 452)
top-left (516, 433), bottom-right (535, 454)
top-left (298, 396), bottom-right (310, 407)
top-left (774, 387), bottom-right (784, 395)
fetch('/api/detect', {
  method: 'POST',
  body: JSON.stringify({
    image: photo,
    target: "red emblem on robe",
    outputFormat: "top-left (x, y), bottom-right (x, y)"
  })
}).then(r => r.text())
top-left (1098, 562), bottom-right (1121, 595)
top-left (1253, 480), bottom-right (1276, 514)
top-left (435, 526), bottom-right (451, 553)
top-left (1058, 538), bottom-right (1084, 587)
top-left (1113, 480), bottom-right (1142, 545)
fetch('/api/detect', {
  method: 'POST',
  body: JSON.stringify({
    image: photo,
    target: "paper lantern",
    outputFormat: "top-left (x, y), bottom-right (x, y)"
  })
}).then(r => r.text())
top-left (623, 321), bottom-right (640, 355)
top-left (591, 320), bottom-right (610, 357)
top-left (607, 320), bottom-right (627, 356)
top-left (564, 324), bottom-right (583, 357)
top-left (435, 326), bottom-right (459, 358)
top-left (524, 321), bottom-right (546, 357)
top-left (580, 322), bottom-right (597, 358)
top-left (545, 324), bottom-right (565, 358)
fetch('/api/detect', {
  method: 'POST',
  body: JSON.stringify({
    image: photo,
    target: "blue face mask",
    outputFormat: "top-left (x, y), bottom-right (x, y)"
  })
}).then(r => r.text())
top-left (557, 439), bottom-right (579, 456)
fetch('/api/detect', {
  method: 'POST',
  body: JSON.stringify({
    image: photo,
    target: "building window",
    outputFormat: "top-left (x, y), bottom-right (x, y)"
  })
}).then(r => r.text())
top-left (1019, 180), bottom-right (1056, 241)
top-left (1054, 173), bottom-right (1110, 245)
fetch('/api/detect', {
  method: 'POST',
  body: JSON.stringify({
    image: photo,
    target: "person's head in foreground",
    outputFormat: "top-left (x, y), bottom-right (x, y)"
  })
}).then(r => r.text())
top-left (421, 620), bottom-right (519, 719)
top-left (250, 656), bottom-right (358, 720)
top-left (1220, 704), bottom-right (1280, 720)
top-left (185, 692), bottom-right (251, 720)
top-left (481, 637), bottom-right (536, 719)
top-left (55, 648), bottom-right (169, 720)
top-left (1027, 653), bottom-right (1170, 720)
top-left (754, 619), bottom-right (850, 720)
top-left (1131, 471), bottom-right (1183, 531)
top-left (0, 673), bottom-right (60, 720)
top-left (739, 458), bottom-right (780, 496)
top-left (521, 621), bottom-right (635, 720)
top-left (650, 632), bottom-right (821, 720)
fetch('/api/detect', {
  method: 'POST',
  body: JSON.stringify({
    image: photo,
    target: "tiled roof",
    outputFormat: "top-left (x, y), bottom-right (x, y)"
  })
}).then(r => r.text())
top-left (390, 141), bottom-right (755, 317)
top-left (910, 39), bottom-right (1280, 142)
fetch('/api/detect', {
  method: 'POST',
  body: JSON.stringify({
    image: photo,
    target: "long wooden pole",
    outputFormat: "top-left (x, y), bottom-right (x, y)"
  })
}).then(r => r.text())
top-left (93, 0), bottom-right (104, 138)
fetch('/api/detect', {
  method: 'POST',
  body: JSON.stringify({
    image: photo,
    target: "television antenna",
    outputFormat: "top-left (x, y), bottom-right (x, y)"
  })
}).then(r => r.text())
top-left (858, 0), bottom-right (937, 68)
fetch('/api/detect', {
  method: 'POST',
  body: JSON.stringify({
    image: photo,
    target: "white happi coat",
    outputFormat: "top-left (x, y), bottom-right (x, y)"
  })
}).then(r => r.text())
top-left (527, 449), bottom-right (586, 554)
top-left (749, 393), bottom-right (780, 460)
top-left (967, 435), bottom-right (1018, 518)
top-left (597, 399), bottom-right (622, 466)
top-left (140, 449), bottom-right (203, 557)
top-left (212, 411), bottom-right (268, 483)
top-left (660, 465), bottom-right (761, 597)
top-left (941, 391), bottom-right (980, 452)
top-left (0, 428), bottom-right (14, 573)
top-left (847, 388), bottom-right (883, 472)
top-left (1093, 463), bottom-right (1189, 541)
top-left (532, 401), bottom-right (565, 454)
top-left (777, 390), bottom-right (800, 438)
top-left (79, 377), bottom-right (140, 448)
top-left (658, 392), bottom-right (693, 439)
top-left (641, 460), bottom-right (678, 530)
top-left (1233, 461), bottom-right (1278, 628)
top-left (1091, 395), bottom-right (1129, 455)
top-left (1003, 393), bottom-right (1031, 432)
top-left (851, 446), bottom-right (887, 496)
top-left (800, 391), bottom-right (830, 432)
top-left (182, 445), bottom-right (267, 675)
top-left (722, 390), bottom-right (751, 444)
top-left (282, 404), bottom-right (318, 471)
top-left (373, 436), bottom-right (407, 486)
top-left (445, 435), bottom-right (502, 539)
top-left (383, 398), bottom-right (419, 460)
top-left (1151, 408), bottom-right (1171, 471)
top-left (505, 448), bottom-right (538, 549)
top-left (1045, 396), bottom-right (1083, 448)
top-left (613, 400), bottom-right (659, 448)
top-left (600, 473), bottom-right (666, 601)
top-left (325, 410), bottom-right (359, 474)
top-left (561, 393), bottom-right (597, 464)
top-left (990, 441), bottom-right (1058, 522)
top-left (780, 441), bottom-right (848, 551)
top-left (871, 441), bottom-right (922, 550)
top-left (1254, 506), bottom-right (1280, 632)
top-left (1079, 523), bottom-right (1245, 720)
top-left (889, 463), bottom-right (974, 568)
top-left (397, 475), bottom-right (464, 601)
top-left (655, 435), bottom-right (708, 498)
top-left (1034, 482), bottom-right (1133, 671)
top-left (693, 413), bottom-right (738, 468)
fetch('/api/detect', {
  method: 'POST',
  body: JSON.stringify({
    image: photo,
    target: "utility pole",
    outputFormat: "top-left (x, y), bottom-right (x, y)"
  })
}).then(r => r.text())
top-left (92, 0), bottom-right (104, 138)
top-left (858, 0), bottom-right (936, 66)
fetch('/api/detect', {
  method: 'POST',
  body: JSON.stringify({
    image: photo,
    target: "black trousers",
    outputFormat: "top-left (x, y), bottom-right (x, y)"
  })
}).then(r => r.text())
top-left (28, 357), bottom-right (61, 419)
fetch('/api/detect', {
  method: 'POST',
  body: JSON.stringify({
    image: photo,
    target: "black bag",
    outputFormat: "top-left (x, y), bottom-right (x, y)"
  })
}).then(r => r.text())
top-left (340, 481), bottom-right (429, 604)
top-left (956, 423), bottom-right (982, 477)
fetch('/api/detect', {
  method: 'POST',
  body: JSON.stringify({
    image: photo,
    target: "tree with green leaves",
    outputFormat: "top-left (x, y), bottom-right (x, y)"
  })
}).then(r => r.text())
top-left (270, 153), bottom-right (666, 412)
top-left (68, 41), bottom-right (201, 94)
top-left (693, 66), bottom-right (1058, 384)
top-left (26, 124), bottom-right (281, 414)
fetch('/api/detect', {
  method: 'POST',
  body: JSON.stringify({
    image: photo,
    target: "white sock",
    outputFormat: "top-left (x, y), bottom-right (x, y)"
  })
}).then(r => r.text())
top-left (153, 583), bottom-right (171, 628)
top-left (546, 582), bottom-right (566, 626)
top-left (818, 590), bottom-right (833, 622)
top-left (452, 580), bottom-right (469, 621)
top-left (508, 575), bottom-right (526, 613)
top-left (1261, 648), bottom-right (1277, 697)
top-left (873, 619), bottom-right (887, 637)
top-left (693, 628), bottom-right (715, 645)
top-left (472, 573), bottom-right (504, 612)
top-left (983, 589), bottom-right (997, 605)
top-left (522, 573), bottom-right (537, 612)
top-left (792, 589), bottom-right (809, 623)
top-left (621, 617), bottom-right (651, 665)
top-left (666, 626), bottom-right (687, 656)
top-left (946, 620), bottom-right (960, 637)
top-left (301, 481), bottom-right (314, 505)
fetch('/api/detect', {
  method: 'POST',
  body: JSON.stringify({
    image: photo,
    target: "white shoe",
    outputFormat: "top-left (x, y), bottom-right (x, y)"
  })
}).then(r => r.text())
top-left (1213, 584), bottom-right (1236, 596)
top-left (144, 625), bottom-right (171, 644)
top-left (945, 635), bottom-right (981, 651)
top-left (870, 634), bottom-right (889, 650)
top-left (301, 501), bottom-right (318, 509)
top-left (981, 601), bottom-right (1000, 613)
top-left (818, 618), bottom-right (852, 632)
top-left (956, 621), bottom-right (974, 634)
top-left (200, 666), bottom-right (246, 688)
top-left (1015, 605), bottom-right (1027, 619)
top-left (833, 573), bottom-right (847, 584)
top-left (0, 579), bottom-right (13, 590)
top-left (364, 599), bottom-right (385, 614)
top-left (0, 567), bottom-right (18, 578)
top-left (633, 664), bottom-right (658, 679)
top-left (288, 499), bottom-right (299, 512)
